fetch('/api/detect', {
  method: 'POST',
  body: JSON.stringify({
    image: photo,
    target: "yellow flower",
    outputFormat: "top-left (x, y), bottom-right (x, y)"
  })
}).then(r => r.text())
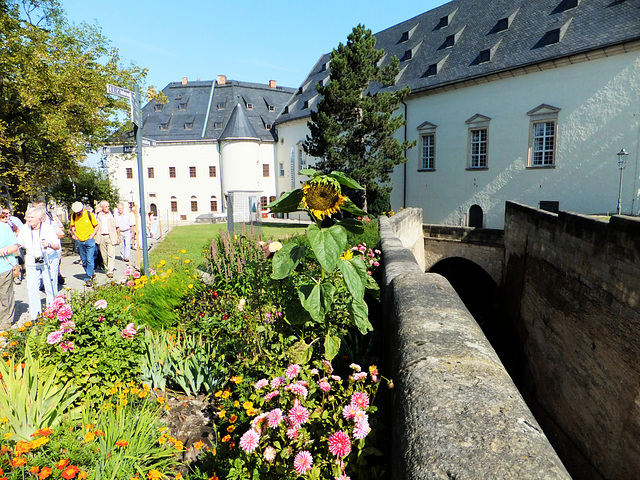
top-left (131, 388), bottom-right (139, 395)
top-left (4, 432), bottom-right (12, 439)
top-left (229, 414), bottom-right (238, 423)
top-left (242, 401), bottom-right (253, 410)
top-left (184, 259), bottom-right (190, 264)
top-left (0, 417), bottom-right (7, 423)
top-left (160, 260), bottom-right (166, 265)
top-left (233, 401), bottom-right (239, 408)
top-left (301, 178), bottom-right (348, 220)
top-left (340, 249), bottom-right (354, 261)
top-left (157, 397), bottom-right (165, 404)
top-left (24, 321), bottom-right (32, 327)
top-left (218, 410), bottom-right (226, 419)
top-left (221, 390), bottom-right (231, 399)
top-left (193, 440), bottom-right (204, 450)
top-left (180, 249), bottom-right (186, 254)
top-left (230, 376), bottom-right (242, 384)
top-left (138, 390), bottom-right (148, 399)
top-left (214, 390), bottom-right (222, 398)
top-left (17, 326), bottom-right (25, 332)
top-left (158, 435), bottom-right (167, 445)
top-left (226, 425), bottom-right (235, 433)
top-left (175, 474), bottom-right (183, 480)
top-left (188, 284), bottom-right (193, 289)
top-left (84, 431), bottom-right (95, 443)
top-left (147, 470), bottom-right (163, 480)
top-left (174, 441), bottom-right (183, 450)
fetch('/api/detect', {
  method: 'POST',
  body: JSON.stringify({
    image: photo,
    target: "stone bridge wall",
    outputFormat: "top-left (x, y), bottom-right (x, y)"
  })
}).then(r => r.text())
top-left (380, 209), bottom-right (569, 479)
top-left (502, 201), bottom-right (640, 480)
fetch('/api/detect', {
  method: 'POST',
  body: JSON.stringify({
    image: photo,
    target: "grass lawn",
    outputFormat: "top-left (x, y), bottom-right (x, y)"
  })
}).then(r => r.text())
top-left (149, 221), bottom-right (310, 268)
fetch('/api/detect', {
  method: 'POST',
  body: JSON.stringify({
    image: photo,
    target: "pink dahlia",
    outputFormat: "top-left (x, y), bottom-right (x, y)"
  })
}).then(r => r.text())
top-left (60, 340), bottom-right (75, 352)
top-left (342, 404), bottom-right (359, 421)
top-left (56, 304), bottom-right (73, 321)
top-left (288, 403), bottom-right (309, 426)
top-left (318, 378), bottom-right (331, 393)
top-left (328, 431), bottom-right (351, 457)
top-left (286, 426), bottom-right (299, 439)
top-left (126, 280), bottom-right (135, 287)
top-left (264, 390), bottom-right (280, 402)
top-left (46, 330), bottom-right (63, 345)
top-left (267, 408), bottom-right (283, 428)
top-left (121, 322), bottom-right (137, 339)
top-left (60, 320), bottom-right (75, 333)
top-left (293, 450), bottom-right (313, 475)
top-left (254, 378), bottom-right (269, 391)
top-left (351, 372), bottom-right (368, 382)
top-left (285, 364), bottom-right (301, 379)
top-left (133, 271), bottom-right (141, 279)
top-left (353, 420), bottom-right (370, 440)
top-left (321, 359), bottom-right (333, 374)
top-left (350, 391), bottom-right (370, 409)
top-left (94, 299), bottom-right (108, 309)
top-left (286, 382), bottom-right (308, 399)
top-left (271, 376), bottom-right (286, 389)
top-left (349, 363), bottom-right (361, 372)
top-left (251, 413), bottom-right (269, 433)
top-left (263, 446), bottom-right (276, 463)
top-left (239, 429), bottom-right (260, 453)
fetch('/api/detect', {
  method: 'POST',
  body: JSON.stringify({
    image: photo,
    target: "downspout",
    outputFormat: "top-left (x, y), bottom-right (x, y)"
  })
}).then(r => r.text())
top-left (401, 100), bottom-right (408, 209)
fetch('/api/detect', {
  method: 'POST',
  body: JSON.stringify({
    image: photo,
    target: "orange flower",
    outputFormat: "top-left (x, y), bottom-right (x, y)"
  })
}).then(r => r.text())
top-left (61, 465), bottom-right (79, 479)
top-left (221, 435), bottom-right (231, 443)
top-left (38, 467), bottom-right (52, 480)
top-left (175, 474), bottom-right (183, 480)
top-left (193, 440), bottom-right (204, 450)
top-left (30, 466), bottom-right (40, 474)
top-left (32, 428), bottom-right (53, 437)
top-left (147, 470), bottom-right (162, 480)
top-left (78, 472), bottom-right (87, 480)
top-left (15, 440), bottom-right (31, 454)
top-left (229, 415), bottom-right (238, 423)
top-left (157, 397), bottom-right (165, 404)
top-left (17, 326), bottom-right (25, 332)
top-left (94, 430), bottom-right (105, 436)
top-left (226, 425), bottom-right (235, 433)
top-left (115, 440), bottom-right (129, 447)
top-left (11, 457), bottom-right (27, 467)
top-left (57, 459), bottom-right (69, 470)
top-left (209, 475), bottom-right (218, 480)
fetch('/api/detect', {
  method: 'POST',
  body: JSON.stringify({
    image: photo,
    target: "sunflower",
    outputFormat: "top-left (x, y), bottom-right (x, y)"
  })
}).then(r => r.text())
top-left (302, 178), bottom-right (349, 220)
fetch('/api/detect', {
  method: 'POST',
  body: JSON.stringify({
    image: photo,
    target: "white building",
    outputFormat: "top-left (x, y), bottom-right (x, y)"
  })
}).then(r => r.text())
top-left (106, 76), bottom-right (296, 222)
top-left (274, 0), bottom-right (640, 228)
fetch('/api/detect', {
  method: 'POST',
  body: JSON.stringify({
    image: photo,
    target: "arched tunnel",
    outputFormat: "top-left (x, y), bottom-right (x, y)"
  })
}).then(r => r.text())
top-left (428, 257), bottom-right (524, 384)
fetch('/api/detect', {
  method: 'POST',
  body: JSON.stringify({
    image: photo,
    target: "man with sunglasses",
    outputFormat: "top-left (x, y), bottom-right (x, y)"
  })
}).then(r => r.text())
top-left (0, 210), bottom-right (19, 328)
top-left (0, 207), bottom-right (24, 284)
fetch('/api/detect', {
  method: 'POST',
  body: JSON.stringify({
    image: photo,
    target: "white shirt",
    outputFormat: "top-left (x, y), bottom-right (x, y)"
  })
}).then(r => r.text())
top-left (115, 211), bottom-right (132, 232)
top-left (17, 223), bottom-right (61, 266)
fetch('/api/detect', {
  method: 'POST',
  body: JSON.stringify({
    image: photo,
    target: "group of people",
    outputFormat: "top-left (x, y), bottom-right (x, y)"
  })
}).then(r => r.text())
top-left (0, 200), bottom-right (137, 328)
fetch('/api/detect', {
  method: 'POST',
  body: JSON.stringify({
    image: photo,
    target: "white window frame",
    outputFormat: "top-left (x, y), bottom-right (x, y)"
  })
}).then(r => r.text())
top-left (417, 121), bottom-right (437, 171)
top-left (466, 114), bottom-right (491, 170)
top-left (527, 104), bottom-right (560, 168)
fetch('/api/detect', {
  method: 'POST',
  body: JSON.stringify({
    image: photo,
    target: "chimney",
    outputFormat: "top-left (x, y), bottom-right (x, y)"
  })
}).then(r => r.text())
top-left (269, 79), bottom-right (276, 89)
top-left (217, 75), bottom-right (227, 85)
top-left (181, 77), bottom-right (188, 85)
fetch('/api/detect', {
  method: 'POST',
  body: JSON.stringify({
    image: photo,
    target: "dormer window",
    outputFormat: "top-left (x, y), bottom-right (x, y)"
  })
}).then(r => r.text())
top-left (214, 122), bottom-right (222, 129)
top-left (159, 123), bottom-right (168, 131)
top-left (216, 102), bottom-right (225, 110)
top-left (184, 122), bottom-right (193, 130)
top-left (401, 49), bottom-right (412, 61)
top-left (556, 0), bottom-right (579, 13)
top-left (298, 86), bottom-right (303, 94)
top-left (425, 64), bottom-right (438, 77)
top-left (266, 123), bottom-right (272, 130)
top-left (541, 28), bottom-right (560, 46)
top-left (247, 103), bottom-right (253, 110)
top-left (400, 31), bottom-right (409, 42)
top-left (443, 34), bottom-right (455, 48)
top-left (283, 106), bottom-right (289, 114)
top-left (269, 105), bottom-right (275, 112)
top-left (321, 63), bottom-right (327, 72)
top-left (478, 49), bottom-right (491, 63)
top-left (303, 100), bottom-right (309, 109)
top-left (435, 16), bottom-right (449, 29)
top-left (178, 103), bottom-right (186, 110)
top-left (154, 104), bottom-right (163, 112)
top-left (495, 17), bottom-right (509, 32)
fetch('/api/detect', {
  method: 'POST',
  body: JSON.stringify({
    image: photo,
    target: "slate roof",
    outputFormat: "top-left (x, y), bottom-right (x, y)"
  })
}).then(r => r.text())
top-left (277, 0), bottom-right (640, 123)
top-left (141, 79), bottom-right (296, 142)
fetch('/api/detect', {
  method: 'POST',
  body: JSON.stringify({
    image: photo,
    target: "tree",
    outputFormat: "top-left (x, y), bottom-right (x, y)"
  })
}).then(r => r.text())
top-left (304, 24), bottom-right (414, 213)
top-left (47, 167), bottom-right (120, 211)
top-left (0, 0), bottom-right (147, 215)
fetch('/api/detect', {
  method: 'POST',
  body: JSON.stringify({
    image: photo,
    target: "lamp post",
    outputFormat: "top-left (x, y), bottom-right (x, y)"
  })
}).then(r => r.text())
top-left (616, 148), bottom-right (629, 215)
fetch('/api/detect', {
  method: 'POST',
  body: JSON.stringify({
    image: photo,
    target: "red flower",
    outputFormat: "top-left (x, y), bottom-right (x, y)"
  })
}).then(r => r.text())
top-left (56, 459), bottom-right (69, 470)
top-left (61, 465), bottom-right (79, 479)
top-left (38, 467), bottom-right (52, 479)
top-left (115, 440), bottom-right (129, 447)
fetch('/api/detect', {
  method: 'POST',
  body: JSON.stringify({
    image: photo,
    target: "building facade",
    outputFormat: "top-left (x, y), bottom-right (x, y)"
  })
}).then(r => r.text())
top-left (274, 0), bottom-right (640, 228)
top-left (106, 76), bottom-right (296, 222)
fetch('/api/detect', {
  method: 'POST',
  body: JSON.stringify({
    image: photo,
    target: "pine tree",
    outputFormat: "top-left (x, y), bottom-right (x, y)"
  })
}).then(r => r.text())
top-left (304, 24), bottom-right (414, 212)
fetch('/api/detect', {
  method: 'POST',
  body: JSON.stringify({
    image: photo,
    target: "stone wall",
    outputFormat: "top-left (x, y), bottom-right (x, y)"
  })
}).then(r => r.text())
top-left (380, 213), bottom-right (569, 479)
top-left (502, 201), bottom-right (640, 479)
top-left (386, 208), bottom-right (425, 272)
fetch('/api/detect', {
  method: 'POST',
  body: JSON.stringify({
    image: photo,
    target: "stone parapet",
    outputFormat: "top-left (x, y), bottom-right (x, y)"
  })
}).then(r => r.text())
top-left (379, 214), bottom-right (570, 479)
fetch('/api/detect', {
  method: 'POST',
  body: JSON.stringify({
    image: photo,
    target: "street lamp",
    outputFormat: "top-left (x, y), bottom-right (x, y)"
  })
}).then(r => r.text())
top-left (616, 148), bottom-right (629, 215)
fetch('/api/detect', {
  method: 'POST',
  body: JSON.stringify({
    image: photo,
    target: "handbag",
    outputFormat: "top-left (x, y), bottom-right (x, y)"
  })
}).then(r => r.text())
top-left (12, 264), bottom-right (21, 278)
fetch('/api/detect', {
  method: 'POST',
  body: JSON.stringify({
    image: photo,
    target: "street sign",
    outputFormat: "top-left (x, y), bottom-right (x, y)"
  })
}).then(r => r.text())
top-left (106, 83), bottom-right (133, 99)
top-left (102, 145), bottom-right (136, 155)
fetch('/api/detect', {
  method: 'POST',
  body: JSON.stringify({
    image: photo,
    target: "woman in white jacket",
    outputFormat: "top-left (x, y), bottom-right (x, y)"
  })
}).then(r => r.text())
top-left (17, 206), bottom-right (61, 319)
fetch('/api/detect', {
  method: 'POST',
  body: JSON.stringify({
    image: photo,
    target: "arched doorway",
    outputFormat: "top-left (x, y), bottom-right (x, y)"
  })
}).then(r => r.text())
top-left (149, 203), bottom-right (158, 216)
top-left (469, 204), bottom-right (483, 228)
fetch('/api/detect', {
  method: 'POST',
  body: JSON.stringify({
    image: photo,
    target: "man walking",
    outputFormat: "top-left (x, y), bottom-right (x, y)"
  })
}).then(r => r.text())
top-left (0, 212), bottom-right (19, 327)
top-left (115, 202), bottom-right (132, 262)
top-left (70, 201), bottom-right (99, 287)
top-left (95, 200), bottom-right (120, 279)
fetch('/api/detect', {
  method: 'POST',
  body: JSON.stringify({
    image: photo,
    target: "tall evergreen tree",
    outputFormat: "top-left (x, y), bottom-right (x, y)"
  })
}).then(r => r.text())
top-left (304, 24), bottom-right (414, 212)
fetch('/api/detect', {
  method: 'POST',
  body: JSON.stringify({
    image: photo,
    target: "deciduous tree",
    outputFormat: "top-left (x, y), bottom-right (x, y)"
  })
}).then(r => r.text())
top-left (304, 24), bottom-right (414, 213)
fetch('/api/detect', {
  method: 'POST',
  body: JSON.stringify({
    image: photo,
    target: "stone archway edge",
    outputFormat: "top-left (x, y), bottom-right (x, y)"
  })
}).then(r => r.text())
top-left (380, 210), bottom-right (570, 479)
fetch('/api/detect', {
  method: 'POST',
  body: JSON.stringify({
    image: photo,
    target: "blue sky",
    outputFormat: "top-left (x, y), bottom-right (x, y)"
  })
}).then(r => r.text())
top-left (61, 0), bottom-right (448, 91)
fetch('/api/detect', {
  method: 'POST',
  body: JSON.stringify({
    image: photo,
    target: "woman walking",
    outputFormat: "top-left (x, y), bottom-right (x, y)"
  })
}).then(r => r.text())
top-left (17, 206), bottom-right (61, 319)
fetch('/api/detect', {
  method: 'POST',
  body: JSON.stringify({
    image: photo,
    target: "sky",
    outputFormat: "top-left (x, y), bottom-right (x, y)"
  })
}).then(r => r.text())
top-left (60, 0), bottom-right (448, 92)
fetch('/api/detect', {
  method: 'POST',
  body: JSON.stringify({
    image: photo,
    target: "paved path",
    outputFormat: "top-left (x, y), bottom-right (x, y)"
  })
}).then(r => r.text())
top-left (9, 236), bottom-right (160, 328)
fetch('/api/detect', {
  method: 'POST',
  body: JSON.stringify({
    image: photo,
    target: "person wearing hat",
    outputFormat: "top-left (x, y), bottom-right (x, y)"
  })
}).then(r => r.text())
top-left (70, 201), bottom-right (99, 287)
top-left (0, 215), bottom-right (19, 328)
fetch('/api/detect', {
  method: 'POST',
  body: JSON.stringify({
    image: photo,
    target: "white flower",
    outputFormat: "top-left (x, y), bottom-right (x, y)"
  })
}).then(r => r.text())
top-left (268, 241), bottom-right (283, 253)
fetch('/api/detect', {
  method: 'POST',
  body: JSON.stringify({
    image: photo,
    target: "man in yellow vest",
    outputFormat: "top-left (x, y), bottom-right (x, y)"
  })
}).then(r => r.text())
top-left (70, 202), bottom-right (99, 287)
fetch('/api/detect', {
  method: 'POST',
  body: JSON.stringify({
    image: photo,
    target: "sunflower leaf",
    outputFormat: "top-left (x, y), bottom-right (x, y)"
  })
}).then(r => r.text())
top-left (271, 242), bottom-right (306, 279)
top-left (327, 171), bottom-right (364, 190)
top-left (339, 257), bottom-right (367, 300)
top-left (324, 334), bottom-right (341, 361)
top-left (266, 189), bottom-right (303, 214)
top-left (299, 168), bottom-right (321, 177)
top-left (298, 281), bottom-right (335, 323)
top-left (340, 197), bottom-right (367, 217)
top-left (349, 297), bottom-right (373, 334)
top-left (307, 224), bottom-right (347, 272)
top-left (336, 218), bottom-right (364, 234)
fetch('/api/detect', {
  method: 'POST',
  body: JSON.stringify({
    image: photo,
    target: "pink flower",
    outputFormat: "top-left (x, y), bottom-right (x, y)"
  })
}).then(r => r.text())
top-left (47, 330), bottom-right (63, 345)
top-left (133, 271), bottom-right (141, 279)
top-left (286, 426), bottom-right (299, 439)
top-left (43, 307), bottom-right (56, 319)
top-left (342, 404), bottom-right (359, 421)
top-left (60, 340), bottom-right (75, 352)
top-left (331, 375), bottom-right (341, 382)
top-left (349, 363), bottom-right (361, 372)
top-left (293, 450), bottom-right (313, 475)
top-left (251, 413), bottom-right (269, 433)
top-left (285, 364), bottom-right (301, 379)
top-left (288, 404), bottom-right (309, 426)
top-left (322, 360), bottom-right (333, 374)
top-left (336, 476), bottom-right (351, 480)
top-left (239, 429), bottom-right (260, 453)
top-left (351, 372), bottom-right (368, 382)
top-left (121, 322), bottom-right (137, 339)
top-left (353, 420), bottom-right (370, 440)
top-left (94, 299), bottom-right (108, 309)
top-left (254, 378), bottom-right (269, 391)
top-left (353, 409), bottom-right (368, 425)
top-left (263, 446), bottom-right (276, 462)
top-left (56, 304), bottom-right (73, 321)
top-left (271, 376), bottom-right (286, 389)
top-left (318, 379), bottom-right (331, 393)
top-left (328, 431), bottom-right (351, 457)
top-left (97, 316), bottom-right (105, 323)
top-left (126, 280), bottom-right (135, 287)
top-left (267, 409), bottom-right (283, 428)
top-left (264, 391), bottom-right (280, 402)
top-left (60, 320), bottom-right (75, 333)
top-left (350, 391), bottom-right (370, 409)
top-left (285, 382), bottom-right (308, 399)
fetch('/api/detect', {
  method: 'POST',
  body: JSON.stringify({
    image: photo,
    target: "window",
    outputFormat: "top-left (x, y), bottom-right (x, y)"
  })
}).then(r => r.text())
top-left (149, 193), bottom-right (156, 198)
top-left (189, 166), bottom-right (196, 178)
top-left (531, 122), bottom-right (556, 166)
top-left (269, 196), bottom-right (276, 204)
top-left (178, 103), bottom-right (186, 110)
top-left (261, 196), bottom-right (268, 210)
top-left (214, 122), bottom-right (223, 129)
top-left (425, 64), bottom-right (438, 77)
top-left (478, 49), bottom-right (491, 64)
top-left (417, 121), bottom-right (437, 170)
top-left (247, 103), bottom-right (253, 110)
top-left (401, 49), bottom-right (412, 61)
top-left (263, 164), bottom-right (270, 177)
top-left (126, 168), bottom-right (133, 179)
top-left (209, 166), bottom-right (216, 177)
top-left (266, 123), bottom-right (272, 130)
top-left (469, 129), bottom-right (488, 168)
top-left (184, 122), bottom-right (193, 130)
top-left (466, 114), bottom-right (491, 169)
top-left (400, 31), bottom-right (409, 42)
top-left (147, 167), bottom-right (154, 178)
top-left (190, 197), bottom-right (198, 212)
top-left (435, 16), bottom-right (449, 29)
top-left (154, 104), bottom-right (163, 112)
top-left (269, 105), bottom-right (275, 112)
top-left (495, 17), bottom-right (509, 33)
top-left (210, 198), bottom-right (218, 211)
top-left (297, 146), bottom-right (306, 172)
top-left (216, 102), bottom-right (225, 110)
top-left (128, 201), bottom-right (134, 210)
top-left (279, 163), bottom-right (285, 177)
top-left (169, 166), bottom-right (176, 178)
top-left (171, 200), bottom-right (177, 212)
top-left (527, 104), bottom-right (560, 167)
top-left (159, 123), bottom-right (168, 131)
top-left (420, 134), bottom-right (436, 170)
top-left (443, 34), bottom-right (455, 48)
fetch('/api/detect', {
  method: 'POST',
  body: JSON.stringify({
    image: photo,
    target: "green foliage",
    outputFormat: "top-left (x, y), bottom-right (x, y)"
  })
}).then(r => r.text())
top-left (35, 294), bottom-right (144, 397)
top-left (304, 24), bottom-right (415, 211)
top-left (139, 329), bottom-right (174, 391)
top-left (0, 346), bottom-right (81, 441)
top-left (167, 331), bottom-right (225, 396)
top-left (48, 167), bottom-right (120, 209)
top-left (0, 0), bottom-right (147, 209)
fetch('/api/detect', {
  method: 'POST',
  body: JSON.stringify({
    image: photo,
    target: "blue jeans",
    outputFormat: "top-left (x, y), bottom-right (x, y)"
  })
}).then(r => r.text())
top-left (76, 238), bottom-right (96, 281)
